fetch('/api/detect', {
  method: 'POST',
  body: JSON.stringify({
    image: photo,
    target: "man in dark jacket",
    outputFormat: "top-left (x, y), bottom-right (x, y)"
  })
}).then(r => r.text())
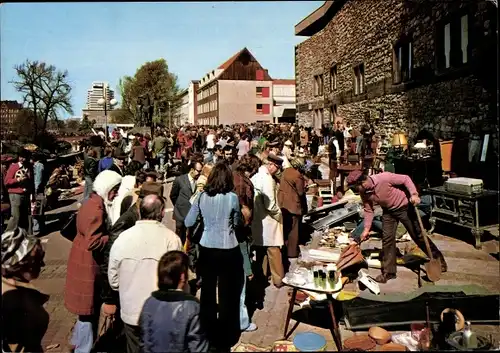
top-left (139, 251), bottom-right (209, 352)
top-left (169, 159), bottom-right (203, 244)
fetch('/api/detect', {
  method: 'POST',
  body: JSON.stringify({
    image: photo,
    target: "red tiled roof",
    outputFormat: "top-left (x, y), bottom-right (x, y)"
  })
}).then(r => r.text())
top-left (218, 48), bottom-right (247, 70)
top-left (273, 79), bottom-right (295, 85)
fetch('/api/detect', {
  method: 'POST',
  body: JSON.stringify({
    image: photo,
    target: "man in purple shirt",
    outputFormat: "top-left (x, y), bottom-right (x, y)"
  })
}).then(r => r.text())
top-left (347, 170), bottom-right (447, 283)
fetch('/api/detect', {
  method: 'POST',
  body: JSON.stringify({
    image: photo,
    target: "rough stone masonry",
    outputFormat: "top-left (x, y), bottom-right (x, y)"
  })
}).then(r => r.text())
top-left (295, 0), bottom-right (497, 152)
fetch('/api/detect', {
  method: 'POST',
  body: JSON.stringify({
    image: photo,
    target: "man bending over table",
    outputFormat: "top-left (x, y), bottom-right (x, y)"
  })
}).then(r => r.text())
top-left (346, 170), bottom-right (447, 283)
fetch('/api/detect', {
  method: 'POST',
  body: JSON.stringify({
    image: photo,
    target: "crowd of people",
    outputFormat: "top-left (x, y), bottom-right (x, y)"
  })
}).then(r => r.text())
top-left (67, 123), bottom-right (323, 353)
top-left (1, 120), bottom-right (447, 353)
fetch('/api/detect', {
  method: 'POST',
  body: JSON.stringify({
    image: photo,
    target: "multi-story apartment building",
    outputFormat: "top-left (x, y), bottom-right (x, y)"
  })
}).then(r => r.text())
top-left (85, 81), bottom-right (115, 110)
top-left (0, 100), bottom-right (23, 133)
top-left (176, 80), bottom-right (200, 126)
top-left (82, 81), bottom-right (116, 127)
top-left (196, 48), bottom-right (274, 126)
top-left (295, 0), bottom-right (497, 142)
top-left (273, 79), bottom-right (296, 123)
top-left (178, 88), bottom-right (189, 126)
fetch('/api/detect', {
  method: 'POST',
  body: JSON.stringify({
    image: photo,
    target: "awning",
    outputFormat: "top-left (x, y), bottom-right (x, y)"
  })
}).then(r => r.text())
top-left (282, 108), bottom-right (296, 118)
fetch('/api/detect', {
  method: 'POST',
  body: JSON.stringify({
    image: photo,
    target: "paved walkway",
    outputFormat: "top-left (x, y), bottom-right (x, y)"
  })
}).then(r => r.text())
top-left (33, 180), bottom-right (500, 351)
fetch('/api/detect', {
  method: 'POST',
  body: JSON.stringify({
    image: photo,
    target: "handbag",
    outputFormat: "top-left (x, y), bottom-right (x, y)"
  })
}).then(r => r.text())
top-left (92, 314), bottom-right (124, 353)
top-left (60, 212), bottom-right (77, 242)
top-left (189, 193), bottom-right (204, 244)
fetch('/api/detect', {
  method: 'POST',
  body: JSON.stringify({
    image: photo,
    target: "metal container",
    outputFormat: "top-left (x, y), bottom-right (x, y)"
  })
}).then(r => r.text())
top-left (444, 177), bottom-right (483, 195)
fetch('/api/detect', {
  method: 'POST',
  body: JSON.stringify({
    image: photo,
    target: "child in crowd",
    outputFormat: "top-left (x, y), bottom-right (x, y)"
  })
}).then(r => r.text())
top-left (139, 251), bottom-right (209, 353)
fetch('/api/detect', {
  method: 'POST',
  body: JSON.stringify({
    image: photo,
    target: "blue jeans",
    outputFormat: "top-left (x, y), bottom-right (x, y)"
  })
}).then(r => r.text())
top-left (351, 216), bottom-right (384, 242)
top-left (155, 153), bottom-right (166, 172)
top-left (83, 177), bottom-right (93, 200)
top-left (239, 275), bottom-right (250, 331)
top-left (71, 317), bottom-right (95, 353)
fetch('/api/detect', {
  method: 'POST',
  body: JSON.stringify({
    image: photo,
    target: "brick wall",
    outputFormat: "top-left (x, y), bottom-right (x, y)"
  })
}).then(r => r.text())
top-left (295, 0), bottom-right (497, 149)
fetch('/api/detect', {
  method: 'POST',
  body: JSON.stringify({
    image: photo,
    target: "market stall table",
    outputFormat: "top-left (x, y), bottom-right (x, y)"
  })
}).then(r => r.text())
top-left (426, 186), bottom-right (499, 249)
top-left (282, 276), bottom-right (349, 351)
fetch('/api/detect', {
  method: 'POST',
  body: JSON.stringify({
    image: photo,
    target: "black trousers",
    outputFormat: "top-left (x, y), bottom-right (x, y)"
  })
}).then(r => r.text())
top-left (175, 220), bottom-right (187, 245)
top-left (123, 323), bottom-right (141, 353)
top-left (382, 205), bottom-right (444, 275)
top-left (198, 245), bottom-right (244, 349)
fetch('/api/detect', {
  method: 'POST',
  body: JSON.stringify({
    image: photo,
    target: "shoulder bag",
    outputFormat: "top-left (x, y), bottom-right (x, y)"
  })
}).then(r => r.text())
top-left (189, 193), bottom-right (204, 244)
top-left (60, 212), bottom-right (77, 242)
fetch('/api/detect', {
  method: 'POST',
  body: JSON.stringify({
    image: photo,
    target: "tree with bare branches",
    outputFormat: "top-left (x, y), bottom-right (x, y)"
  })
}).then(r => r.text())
top-left (10, 60), bottom-right (74, 139)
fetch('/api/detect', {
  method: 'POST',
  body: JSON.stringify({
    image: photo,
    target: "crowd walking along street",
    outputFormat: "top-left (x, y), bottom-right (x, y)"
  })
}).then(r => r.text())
top-left (1, 0), bottom-right (499, 352)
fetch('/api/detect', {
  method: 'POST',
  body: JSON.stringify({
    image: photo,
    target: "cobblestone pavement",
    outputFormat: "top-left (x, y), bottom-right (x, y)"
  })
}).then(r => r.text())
top-left (33, 177), bottom-right (500, 352)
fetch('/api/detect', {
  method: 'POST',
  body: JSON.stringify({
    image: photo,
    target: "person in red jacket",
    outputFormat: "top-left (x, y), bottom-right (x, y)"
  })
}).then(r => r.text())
top-left (4, 149), bottom-right (33, 234)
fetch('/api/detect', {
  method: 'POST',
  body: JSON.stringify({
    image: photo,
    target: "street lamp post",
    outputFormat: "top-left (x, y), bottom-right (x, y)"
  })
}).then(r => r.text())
top-left (97, 92), bottom-right (117, 141)
top-left (168, 101), bottom-right (172, 131)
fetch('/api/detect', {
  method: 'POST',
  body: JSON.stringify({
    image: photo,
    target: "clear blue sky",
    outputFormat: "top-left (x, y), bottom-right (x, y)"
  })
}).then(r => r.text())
top-left (1, 1), bottom-right (322, 118)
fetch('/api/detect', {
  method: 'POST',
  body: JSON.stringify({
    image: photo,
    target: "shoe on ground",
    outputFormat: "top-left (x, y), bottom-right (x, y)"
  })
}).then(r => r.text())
top-left (375, 273), bottom-right (397, 283)
top-left (243, 323), bottom-right (258, 332)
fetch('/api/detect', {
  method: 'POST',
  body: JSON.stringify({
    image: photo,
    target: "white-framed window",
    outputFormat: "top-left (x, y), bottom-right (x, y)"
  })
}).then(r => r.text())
top-left (437, 13), bottom-right (469, 71)
top-left (393, 41), bottom-right (412, 84)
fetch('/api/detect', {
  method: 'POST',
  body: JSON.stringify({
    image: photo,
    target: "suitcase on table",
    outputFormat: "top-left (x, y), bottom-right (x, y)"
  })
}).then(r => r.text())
top-left (444, 177), bottom-right (483, 195)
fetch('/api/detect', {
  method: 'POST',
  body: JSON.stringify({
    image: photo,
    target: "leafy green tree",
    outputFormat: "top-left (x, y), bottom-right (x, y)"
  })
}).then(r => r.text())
top-left (109, 108), bottom-right (135, 124)
top-left (118, 59), bottom-right (181, 129)
top-left (10, 60), bottom-right (74, 139)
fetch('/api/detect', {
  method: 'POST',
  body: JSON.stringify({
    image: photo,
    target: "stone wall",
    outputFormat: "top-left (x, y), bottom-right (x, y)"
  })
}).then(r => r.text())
top-left (295, 0), bottom-right (497, 147)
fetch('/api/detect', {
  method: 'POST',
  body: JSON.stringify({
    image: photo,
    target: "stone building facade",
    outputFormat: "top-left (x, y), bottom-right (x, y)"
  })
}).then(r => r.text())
top-left (295, 0), bottom-right (497, 146)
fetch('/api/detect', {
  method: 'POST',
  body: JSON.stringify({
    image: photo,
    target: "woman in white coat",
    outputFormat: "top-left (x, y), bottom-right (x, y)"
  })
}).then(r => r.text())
top-left (251, 154), bottom-right (285, 288)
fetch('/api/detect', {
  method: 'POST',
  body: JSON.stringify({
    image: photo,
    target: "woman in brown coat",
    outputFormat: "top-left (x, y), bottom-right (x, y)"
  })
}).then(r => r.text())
top-left (278, 157), bottom-right (308, 269)
top-left (64, 170), bottom-right (122, 353)
top-left (130, 139), bottom-right (147, 167)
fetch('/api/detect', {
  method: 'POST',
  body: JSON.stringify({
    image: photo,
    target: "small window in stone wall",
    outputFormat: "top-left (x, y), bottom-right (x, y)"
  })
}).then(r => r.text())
top-left (313, 109), bottom-right (323, 129)
top-left (330, 104), bottom-right (337, 123)
top-left (313, 74), bottom-right (324, 96)
top-left (353, 64), bottom-right (365, 95)
top-left (330, 65), bottom-right (338, 91)
top-left (436, 13), bottom-right (469, 71)
top-left (393, 40), bottom-right (412, 84)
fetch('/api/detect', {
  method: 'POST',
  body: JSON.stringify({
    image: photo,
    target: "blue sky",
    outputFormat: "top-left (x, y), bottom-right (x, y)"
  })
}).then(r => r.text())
top-left (1, 1), bottom-right (322, 118)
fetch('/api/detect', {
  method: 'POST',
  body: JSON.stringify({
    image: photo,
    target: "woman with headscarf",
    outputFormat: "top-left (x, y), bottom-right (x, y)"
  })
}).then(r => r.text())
top-left (110, 161), bottom-right (143, 225)
top-left (2, 227), bottom-right (48, 353)
top-left (64, 170), bottom-right (122, 353)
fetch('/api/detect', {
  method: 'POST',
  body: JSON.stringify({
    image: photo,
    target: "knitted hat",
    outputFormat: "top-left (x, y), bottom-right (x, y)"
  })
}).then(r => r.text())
top-left (1, 228), bottom-right (39, 272)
